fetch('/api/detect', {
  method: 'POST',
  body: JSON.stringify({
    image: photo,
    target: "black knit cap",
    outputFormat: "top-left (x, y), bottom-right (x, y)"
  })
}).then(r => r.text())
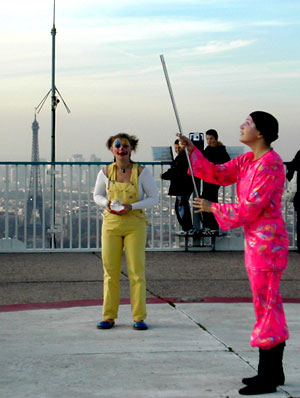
top-left (250, 111), bottom-right (279, 146)
top-left (205, 129), bottom-right (218, 140)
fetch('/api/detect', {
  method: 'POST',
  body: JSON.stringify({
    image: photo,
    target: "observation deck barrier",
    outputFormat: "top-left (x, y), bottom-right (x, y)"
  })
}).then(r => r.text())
top-left (0, 161), bottom-right (297, 252)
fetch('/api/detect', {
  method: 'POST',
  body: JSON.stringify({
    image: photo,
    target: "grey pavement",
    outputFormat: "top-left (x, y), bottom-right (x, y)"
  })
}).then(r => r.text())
top-left (0, 251), bottom-right (300, 398)
top-left (1, 251), bottom-right (300, 305)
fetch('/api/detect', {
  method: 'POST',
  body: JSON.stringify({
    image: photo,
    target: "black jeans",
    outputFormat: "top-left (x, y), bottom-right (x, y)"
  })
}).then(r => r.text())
top-left (175, 195), bottom-right (193, 232)
top-left (201, 182), bottom-right (219, 230)
top-left (296, 211), bottom-right (299, 251)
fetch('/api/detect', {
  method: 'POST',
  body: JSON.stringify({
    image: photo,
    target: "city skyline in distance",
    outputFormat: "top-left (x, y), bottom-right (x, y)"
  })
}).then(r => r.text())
top-left (1, 0), bottom-right (300, 163)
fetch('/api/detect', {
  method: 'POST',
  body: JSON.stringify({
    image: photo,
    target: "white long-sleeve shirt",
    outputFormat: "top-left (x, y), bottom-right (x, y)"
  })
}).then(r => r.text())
top-left (93, 167), bottom-right (159, 210)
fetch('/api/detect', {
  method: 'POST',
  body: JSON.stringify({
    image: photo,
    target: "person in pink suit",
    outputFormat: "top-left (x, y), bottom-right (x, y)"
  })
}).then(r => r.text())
top-left (178, 111), bottom-right (289, 396)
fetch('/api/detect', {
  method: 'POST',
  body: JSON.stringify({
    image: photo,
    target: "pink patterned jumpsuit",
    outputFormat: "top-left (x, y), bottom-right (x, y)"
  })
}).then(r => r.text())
top-left (190, 147), bottom-right (289, 349)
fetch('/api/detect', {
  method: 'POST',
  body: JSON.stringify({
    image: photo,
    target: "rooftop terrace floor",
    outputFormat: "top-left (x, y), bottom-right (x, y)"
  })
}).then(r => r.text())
top-left (0, 251), bottom-right (299, 397)
top-left (0, 251), bottom-right (299, 307)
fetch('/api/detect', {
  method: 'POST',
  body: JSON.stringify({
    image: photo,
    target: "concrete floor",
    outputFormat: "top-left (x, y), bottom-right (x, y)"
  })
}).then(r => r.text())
top-left (0, 251), bottom-right (299, 397)
top-left (1, 302), bottom-right (300, 398)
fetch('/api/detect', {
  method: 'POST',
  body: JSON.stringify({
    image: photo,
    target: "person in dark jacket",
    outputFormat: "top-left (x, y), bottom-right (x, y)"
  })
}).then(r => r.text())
top-left (161, 139), bottom-right (194, 234)
top-left (201, 129), bottom-right (231, 232)
top-left (286, 150), bottom-right (300, 252)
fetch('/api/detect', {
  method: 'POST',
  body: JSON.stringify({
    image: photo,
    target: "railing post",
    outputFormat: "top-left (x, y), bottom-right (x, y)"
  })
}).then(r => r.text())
top-left (41, 165), bottom-right (46, 249)
top-left (14, 165), bottom-right (19, 241)
top-left (69, 165), bottom-right (73, 249)
top-left (5, 165), bottom-right (9, 239)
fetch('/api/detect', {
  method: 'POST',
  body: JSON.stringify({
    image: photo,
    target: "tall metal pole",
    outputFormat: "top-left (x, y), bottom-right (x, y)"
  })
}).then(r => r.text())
top-left (50, 0), bottom-right (58, 248)
top-left (35, 0), bottom-right (70, 249)
top-left (51, 0), bottom-right (56, 164)
top-left (160, 54), bottom-right (200, 198)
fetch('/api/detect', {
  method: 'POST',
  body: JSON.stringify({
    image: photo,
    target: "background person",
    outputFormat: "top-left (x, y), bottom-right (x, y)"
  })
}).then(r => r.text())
top-left (286, 150), bottom-right (300, 252)
top-left (161, 139), bottom-right (194, 234)
top-left (201, 129), bottom-right (230, 233)
top-left (93, 133), bottom-right (159, 331)
top-left (178, 111), bottom-right (289, 396)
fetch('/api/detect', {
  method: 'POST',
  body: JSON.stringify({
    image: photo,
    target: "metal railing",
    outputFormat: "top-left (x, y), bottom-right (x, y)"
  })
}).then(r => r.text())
top-left (0, 161), bottom-right (297, 252)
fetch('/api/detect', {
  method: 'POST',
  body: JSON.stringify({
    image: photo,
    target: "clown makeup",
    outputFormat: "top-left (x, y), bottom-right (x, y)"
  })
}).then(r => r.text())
top-left (111, 137), bottom-right (132, 158)
top-left (113, 138), bottom-right (131, 149)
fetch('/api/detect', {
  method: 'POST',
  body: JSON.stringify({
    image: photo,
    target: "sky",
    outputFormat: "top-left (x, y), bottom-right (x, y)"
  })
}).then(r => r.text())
top-left (1, 0), bottom-right (300, 162)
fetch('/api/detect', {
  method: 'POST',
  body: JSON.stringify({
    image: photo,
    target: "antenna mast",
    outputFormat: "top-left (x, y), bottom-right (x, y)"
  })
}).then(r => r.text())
top-left (51, 0), bottom-right (57, 164)
top-left (35, 0), bottom-right (70, 249)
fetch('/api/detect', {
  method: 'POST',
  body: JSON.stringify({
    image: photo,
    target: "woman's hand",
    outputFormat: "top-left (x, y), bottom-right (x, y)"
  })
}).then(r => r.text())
top-left (106, 201), bottom-right (132, 215)
top-left (119, 203), bottom-right (132, 215)
top-left (193, 198), bottom-right (213, 213)
top-left (176, 133), bottom-right (195, 155)
top-left (106, 200), bottom-right (113, 213)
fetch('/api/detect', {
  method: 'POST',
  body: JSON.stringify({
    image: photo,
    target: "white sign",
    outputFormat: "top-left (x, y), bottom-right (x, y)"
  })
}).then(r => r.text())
top-left (152, 146), bottom-right (173, 161)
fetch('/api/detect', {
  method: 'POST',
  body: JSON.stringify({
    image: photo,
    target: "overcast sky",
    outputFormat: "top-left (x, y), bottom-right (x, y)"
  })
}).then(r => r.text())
top-left (1, 0), bottom-right (299, 162)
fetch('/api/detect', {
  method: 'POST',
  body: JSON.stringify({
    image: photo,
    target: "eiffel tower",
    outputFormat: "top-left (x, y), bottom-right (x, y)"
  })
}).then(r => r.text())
top-left (26, 114), bottom-right (44, 228)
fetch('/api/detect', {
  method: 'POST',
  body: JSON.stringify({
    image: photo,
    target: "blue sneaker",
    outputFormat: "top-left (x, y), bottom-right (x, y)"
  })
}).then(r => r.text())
top-left (97, 320), bottom-right (115, 329)
top-left (133, 321), bottom-right (148, 330)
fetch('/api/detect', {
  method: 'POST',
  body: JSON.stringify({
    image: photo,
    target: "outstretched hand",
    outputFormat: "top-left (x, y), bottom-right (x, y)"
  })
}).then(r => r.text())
top-left (176, 133), bottom-right (195, 155)
top-left (193, 198), bottom-right (212, 213)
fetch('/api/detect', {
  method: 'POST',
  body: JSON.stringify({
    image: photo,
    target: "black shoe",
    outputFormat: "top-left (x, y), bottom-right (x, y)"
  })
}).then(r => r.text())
top-left (240, 342), bottom-right (286, 394)
top-left (201, 228), bottom-right (212, 236)
top-left (186, 228), bottom-right (196, 235)
top-left (242, 375), bottom-right (259, 386)
top-left (242, 372), bottom-right (284, 386)
top-left (239, 382), bottom-right (276, 395)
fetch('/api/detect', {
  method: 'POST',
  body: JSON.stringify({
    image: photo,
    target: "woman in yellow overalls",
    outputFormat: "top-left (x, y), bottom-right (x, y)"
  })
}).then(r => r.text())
top-left (93, 133), bottom-right (159, 330)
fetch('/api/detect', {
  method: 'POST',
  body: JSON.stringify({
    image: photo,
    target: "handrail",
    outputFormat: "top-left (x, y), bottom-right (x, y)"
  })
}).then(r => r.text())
top-left (0, 161), bottom-right (297, 252)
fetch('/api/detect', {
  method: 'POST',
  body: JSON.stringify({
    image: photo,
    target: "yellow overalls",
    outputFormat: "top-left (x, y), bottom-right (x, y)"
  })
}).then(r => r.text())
top-left (101, 163), bottom-right (147, 321)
